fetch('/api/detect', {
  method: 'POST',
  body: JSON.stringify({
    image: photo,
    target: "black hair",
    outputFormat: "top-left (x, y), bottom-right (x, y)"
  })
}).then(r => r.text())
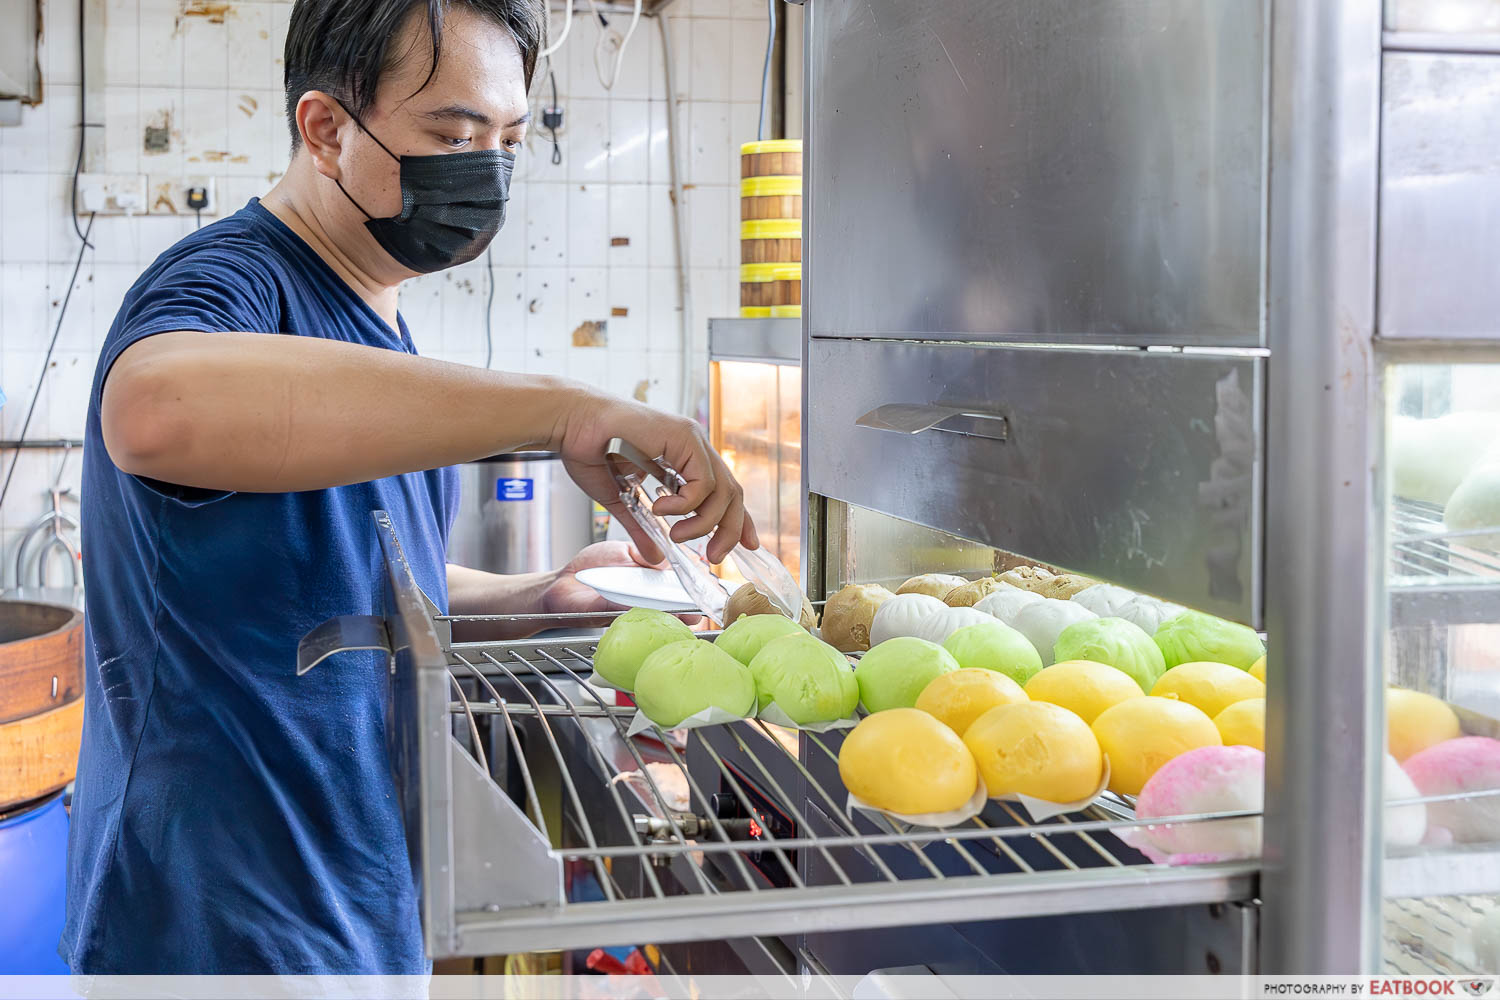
top-left (283, 0), bottom-right (545, 150)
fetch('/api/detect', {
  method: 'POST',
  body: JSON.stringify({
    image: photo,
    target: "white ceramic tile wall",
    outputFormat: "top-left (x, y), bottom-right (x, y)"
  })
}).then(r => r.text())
top-left (0, 0), bottom-right (775, 581)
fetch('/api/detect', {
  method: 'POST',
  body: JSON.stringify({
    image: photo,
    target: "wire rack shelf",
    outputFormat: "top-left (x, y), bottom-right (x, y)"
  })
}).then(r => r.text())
top-left (1391, 498), bottom-right (1500, 626)
top-left (420, 630), bottom-right (1265, 956)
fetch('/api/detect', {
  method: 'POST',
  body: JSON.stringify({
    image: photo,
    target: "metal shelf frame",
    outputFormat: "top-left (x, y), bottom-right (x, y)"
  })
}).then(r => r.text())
top-left (331, 512), bottom-right (1263, 960)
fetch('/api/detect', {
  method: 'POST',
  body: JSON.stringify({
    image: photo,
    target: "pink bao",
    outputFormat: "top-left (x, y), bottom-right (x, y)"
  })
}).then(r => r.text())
top-left (1402, 736), bottom-right (1500, 844)
top-left (1132, 745), bottom-right (1265, 863)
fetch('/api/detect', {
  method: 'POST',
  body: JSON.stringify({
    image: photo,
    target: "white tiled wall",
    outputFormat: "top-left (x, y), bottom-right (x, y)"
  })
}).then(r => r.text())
top-left (0, 0), bottom-right (775, 583)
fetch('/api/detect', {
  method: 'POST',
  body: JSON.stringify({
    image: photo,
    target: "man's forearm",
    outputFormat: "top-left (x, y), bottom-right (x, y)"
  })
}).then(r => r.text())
top-left (446, 563), bottom-right (571, 641)
top-left (101, 330), bottom-right (585, 492)
top-left (447, 563), bottom-right (555, 617)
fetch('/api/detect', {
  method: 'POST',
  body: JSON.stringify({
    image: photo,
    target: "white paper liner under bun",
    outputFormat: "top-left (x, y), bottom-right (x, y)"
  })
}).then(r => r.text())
top-left (846, 777), bottom-right (988, 829)
top-left (756, 701), bottom-right (858, 733)
top-left (990, 756), bottom-right (1112, 822)
top-left (585, 672), bottom-right (630, 694)
top-left (1114, 822), bottom-right (1261, 866)
top-left (625, 705), bottom-right (749, 738)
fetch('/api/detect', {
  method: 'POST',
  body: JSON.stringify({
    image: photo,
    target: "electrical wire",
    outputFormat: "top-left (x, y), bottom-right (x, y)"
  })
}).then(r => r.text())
top-left (586, 0), bottom-right (612, 88)
top-left (588, 0), bottom-right (642, 91)
top-left (758, 0), bottom-right (777, 141)
top-left (69, 0), bottom-right (98, 248)
top-left (540, 0), bottom-right (575, 58)
top-left (483, 246), bottom-right (496, 369)
top-left (546, 59), bottom-right (562, 165)
top-left (0, 212), bottom-right (96, 514)
top-left (611, 0), bottom-right (643, 90)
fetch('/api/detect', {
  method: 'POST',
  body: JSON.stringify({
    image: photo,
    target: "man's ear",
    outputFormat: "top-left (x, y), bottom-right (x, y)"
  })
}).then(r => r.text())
top-left (297, 91), bottom-right (346, 179)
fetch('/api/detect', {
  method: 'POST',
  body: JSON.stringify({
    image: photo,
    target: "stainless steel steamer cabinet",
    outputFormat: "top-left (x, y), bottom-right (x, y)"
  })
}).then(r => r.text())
top-left (303, 0), bottom-right (1500, 978)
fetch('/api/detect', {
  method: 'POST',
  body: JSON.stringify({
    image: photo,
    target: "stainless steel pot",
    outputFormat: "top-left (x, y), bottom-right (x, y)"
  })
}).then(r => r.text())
top-left (446, 453), bottom-right (594, 575)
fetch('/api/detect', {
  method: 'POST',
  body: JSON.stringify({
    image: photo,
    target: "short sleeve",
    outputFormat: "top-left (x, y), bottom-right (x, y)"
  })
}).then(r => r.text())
top-left (97, 244), bottom-right (283, 506)
top-left (97, 245), bottom-right (282, 409)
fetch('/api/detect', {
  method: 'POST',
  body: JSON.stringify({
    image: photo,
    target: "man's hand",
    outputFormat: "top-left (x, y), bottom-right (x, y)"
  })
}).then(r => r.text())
top-left (540, 542), bottom-right (704, 628)
top-left (540, 541), bottom-right (657, 615)
top-left (553, 392), bottom-right (759, 566)
top-left (446, 543), bottom-right (705, 641)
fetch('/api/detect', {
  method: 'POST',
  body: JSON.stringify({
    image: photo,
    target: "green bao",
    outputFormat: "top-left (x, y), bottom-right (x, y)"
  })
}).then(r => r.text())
top-left (1152, 610), bottom-right (1266, 671)
top-left (715, 614), bottom-right (806, 666)
top-left (1052, 616), bottom-right (1168, 692)
top-left (748, 633), bottom-right (859, 725)
top-left (942, 620), bottom-right (1044, 685)
top-left (592, 607), bottom-right (694, 691)
top-left (855, 636), bottom-right (960, 714)
top-left (633, 639), bottom-right (756, 727)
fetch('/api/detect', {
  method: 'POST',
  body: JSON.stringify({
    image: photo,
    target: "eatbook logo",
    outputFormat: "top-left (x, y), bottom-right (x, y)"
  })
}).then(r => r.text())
top-left (1463, 981), bottom-right (1493, 997)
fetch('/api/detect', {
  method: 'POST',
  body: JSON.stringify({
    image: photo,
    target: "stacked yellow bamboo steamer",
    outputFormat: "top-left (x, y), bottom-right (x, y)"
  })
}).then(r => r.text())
top-left (739, 140), bottom-right (802, 318)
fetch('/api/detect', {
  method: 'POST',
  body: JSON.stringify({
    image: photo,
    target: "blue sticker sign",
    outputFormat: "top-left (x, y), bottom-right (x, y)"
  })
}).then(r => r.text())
top-left (497, 477), bottom-right (534, 501)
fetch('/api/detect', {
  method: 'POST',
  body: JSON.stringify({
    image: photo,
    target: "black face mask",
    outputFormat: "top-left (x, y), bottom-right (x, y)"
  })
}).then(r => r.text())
top-left (334, 104), bottom-right (514, 274)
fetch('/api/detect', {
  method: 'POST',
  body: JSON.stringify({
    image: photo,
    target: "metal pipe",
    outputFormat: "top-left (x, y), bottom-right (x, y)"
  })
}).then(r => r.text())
top-left (657, 13), bottom-right (695, 418)
top-left (1261, 0), bottom-right (1383, 973)
top-left (0, 440), bottom-right (84, 449)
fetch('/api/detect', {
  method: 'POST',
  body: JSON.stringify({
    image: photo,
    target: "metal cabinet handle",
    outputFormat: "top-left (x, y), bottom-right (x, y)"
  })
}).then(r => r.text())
top-left (855, 404), bottom-right (1010, 442)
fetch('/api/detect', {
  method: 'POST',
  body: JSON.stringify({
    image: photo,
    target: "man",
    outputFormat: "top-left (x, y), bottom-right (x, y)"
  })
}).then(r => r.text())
top-left (61, 0), bottom-right (752, 974)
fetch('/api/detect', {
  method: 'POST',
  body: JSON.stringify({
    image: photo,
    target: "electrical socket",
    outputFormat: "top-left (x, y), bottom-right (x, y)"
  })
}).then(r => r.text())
top-left (76, 173), bottom-right (149, 215)
top-left (146, 175), bottom-right (216, 218)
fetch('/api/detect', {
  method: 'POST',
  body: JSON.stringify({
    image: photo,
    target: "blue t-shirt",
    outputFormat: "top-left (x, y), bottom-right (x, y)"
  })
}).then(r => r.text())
top-left (61, 200), bottom-right (459, 973)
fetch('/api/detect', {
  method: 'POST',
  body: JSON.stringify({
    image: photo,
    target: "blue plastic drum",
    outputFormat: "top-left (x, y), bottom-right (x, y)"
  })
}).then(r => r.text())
top-left (0, 793), bottom-right (69, 973)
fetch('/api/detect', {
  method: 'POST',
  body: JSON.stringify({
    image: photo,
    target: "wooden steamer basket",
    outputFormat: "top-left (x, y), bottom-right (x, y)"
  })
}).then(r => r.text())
top-left (740, 140), bottom-right (802, 318)
top-left (739, 174), bottom-right (802, 221)
top-left (739, 262), bottom-right (803, 311)
top-left (741, 218), bottom-right (803, 264)
top-left (0, 603), bottom-right (85, 813)
top-left (741, 138), bottom-right (801, 178)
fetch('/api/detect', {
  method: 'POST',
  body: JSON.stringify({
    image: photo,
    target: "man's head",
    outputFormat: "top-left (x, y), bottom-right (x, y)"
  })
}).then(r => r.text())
top-left (280, 0), bottom-right (543, 278)
top-left (284, 0), bottom-right (544, 151)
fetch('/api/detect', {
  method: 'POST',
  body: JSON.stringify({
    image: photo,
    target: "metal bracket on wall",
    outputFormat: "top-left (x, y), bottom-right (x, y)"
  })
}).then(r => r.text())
top-left (855, 404), bottom-right (1010, 442)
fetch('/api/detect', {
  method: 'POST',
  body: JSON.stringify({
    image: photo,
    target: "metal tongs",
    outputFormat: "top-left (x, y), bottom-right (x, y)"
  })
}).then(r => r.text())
top-left (605, 438), bottom-right (803, 625)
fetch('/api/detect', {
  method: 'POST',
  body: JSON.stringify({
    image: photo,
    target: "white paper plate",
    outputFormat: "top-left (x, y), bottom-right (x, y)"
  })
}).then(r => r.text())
top-left (575, 566), bottom-right (701, 612)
